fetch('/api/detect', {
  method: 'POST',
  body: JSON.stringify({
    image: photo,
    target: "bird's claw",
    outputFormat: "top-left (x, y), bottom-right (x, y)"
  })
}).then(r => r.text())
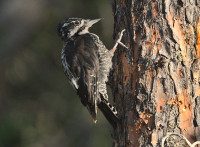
top-left (111, 29), bottom-right (128, 53)
top-left (117, 29), bottom-right (128, 49)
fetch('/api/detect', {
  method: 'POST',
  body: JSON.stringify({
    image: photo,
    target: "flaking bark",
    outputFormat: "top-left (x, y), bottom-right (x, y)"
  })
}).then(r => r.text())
top-left (111, 0), bottom-right (200, 146)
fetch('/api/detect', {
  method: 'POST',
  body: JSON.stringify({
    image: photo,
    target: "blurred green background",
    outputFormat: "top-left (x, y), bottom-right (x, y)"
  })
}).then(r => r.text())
top-left (0, 0), bottom-right (114, 146)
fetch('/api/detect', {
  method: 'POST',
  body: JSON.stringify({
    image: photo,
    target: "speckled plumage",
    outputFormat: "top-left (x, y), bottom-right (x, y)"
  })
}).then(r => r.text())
top-left (57, 18), bottom-right (125, 125)
top-left (89, 33), bottom-right (114, 100)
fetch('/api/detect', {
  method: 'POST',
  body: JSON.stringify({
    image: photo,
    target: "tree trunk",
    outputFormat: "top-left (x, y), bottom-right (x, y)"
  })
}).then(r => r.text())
top-left (111, 0), bottom-right (200, 146)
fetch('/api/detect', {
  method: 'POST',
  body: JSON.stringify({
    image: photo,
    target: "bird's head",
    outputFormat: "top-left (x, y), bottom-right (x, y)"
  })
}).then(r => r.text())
top-left (57, 18), bottom-right (102, 40)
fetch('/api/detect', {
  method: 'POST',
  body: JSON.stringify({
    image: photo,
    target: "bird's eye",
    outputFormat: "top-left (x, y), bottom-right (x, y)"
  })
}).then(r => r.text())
top-left (74, 21), bottom-right (80, 25)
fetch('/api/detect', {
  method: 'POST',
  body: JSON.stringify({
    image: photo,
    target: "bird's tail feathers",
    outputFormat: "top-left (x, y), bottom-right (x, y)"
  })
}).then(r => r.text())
top-left (98, 94), bottom-right (120, 128)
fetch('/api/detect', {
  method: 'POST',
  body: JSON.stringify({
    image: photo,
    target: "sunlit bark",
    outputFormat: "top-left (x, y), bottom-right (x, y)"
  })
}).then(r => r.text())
top-left (111, 0), bottom-right (200, 146)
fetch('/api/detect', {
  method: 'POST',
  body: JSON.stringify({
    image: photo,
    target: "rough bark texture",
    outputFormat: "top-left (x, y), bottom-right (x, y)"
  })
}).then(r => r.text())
top-left (111, 0), bottom-right (200, 146)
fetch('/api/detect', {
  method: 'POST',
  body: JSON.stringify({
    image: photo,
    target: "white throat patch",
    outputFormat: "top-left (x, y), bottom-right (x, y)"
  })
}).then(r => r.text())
top-left (78, 27), bottom-right (89, 35)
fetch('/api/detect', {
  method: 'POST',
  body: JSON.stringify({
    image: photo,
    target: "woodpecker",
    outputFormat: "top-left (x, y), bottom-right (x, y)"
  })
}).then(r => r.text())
top-left (57, 18), bottom-right (127, 126)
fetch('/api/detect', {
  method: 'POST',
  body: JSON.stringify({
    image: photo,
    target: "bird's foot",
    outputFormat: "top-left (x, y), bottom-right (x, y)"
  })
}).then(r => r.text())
top-left (111, 29), bottom-right (128, 53)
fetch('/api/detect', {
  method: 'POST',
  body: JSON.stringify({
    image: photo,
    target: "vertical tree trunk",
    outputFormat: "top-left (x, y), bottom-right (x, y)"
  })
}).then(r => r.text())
top-left (111, 0), bottom-right (200, 146)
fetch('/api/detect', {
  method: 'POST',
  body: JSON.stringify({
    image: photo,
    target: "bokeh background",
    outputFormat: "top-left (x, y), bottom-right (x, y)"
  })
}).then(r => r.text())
top-left (0, 0), bottom-right (114, 146)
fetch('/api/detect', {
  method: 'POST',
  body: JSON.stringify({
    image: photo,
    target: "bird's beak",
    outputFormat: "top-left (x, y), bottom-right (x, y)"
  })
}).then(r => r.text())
top-left (86, 18), bottom-right (102, 27)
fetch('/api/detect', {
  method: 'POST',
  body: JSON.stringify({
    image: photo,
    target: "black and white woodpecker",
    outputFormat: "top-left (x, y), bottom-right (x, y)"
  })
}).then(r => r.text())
top-left (57, 18), bottom-right (127, 126)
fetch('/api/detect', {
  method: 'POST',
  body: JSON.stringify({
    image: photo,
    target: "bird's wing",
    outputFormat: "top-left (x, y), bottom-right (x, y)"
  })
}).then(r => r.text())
top-left (63, 34), bottom-right (100, 120)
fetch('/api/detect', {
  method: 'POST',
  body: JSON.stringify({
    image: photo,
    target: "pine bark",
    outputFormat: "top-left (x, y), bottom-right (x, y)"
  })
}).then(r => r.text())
top-left (111, 0), bottom-right (200, 146)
